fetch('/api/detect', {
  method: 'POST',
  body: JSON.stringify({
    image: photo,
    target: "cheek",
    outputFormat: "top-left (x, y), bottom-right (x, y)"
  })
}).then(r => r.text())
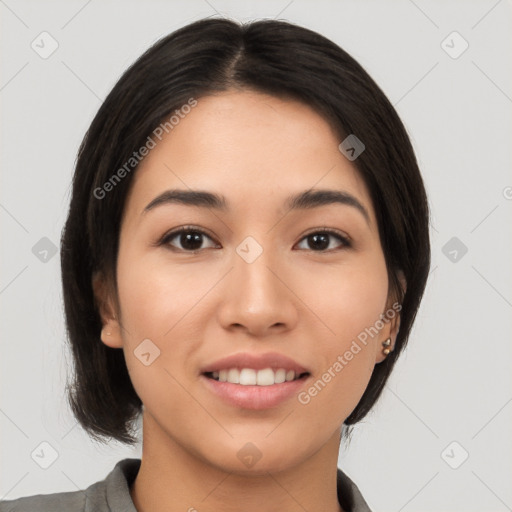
top-left (298, 354), bottom-right (375, 428)
top-left (116, 246), bottom-right (211, 339)
top-left (297, 253), bottom-right (389, 342)
top-left (293, 255), bottom-right (388, 418)
top-left (114, 245), bottom-right (217, 390)
top-left (114, 247), bottom-right (204, 411)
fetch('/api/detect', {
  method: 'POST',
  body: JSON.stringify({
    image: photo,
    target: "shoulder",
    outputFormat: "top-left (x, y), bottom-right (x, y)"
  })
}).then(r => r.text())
top-left (336, 467), bottom-right (373, 512)
top-left (0, 458), bottom-right (141, 512)
top-left (0, 488), bottom-right (86, 511)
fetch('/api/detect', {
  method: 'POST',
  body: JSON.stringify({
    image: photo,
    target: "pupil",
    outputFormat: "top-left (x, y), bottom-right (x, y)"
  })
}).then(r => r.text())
top-left (181, 232), bottom-right (202, 250)
top-left (309, 233), bottom-right (329, 250)
top-left (178, 232), bottom-right (331, 251)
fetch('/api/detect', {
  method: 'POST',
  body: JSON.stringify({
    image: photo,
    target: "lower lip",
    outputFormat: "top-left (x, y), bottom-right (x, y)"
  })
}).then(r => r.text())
top-left (200, 374), bottom-right (310, 410)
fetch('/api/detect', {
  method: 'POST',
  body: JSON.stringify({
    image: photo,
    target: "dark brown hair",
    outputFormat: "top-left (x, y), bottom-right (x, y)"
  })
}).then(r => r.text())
top-left (61, 17), bottom-right (431, 445)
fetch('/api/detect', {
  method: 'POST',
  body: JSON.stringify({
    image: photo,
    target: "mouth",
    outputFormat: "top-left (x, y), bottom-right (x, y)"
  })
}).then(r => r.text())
top-left (199, 352), bottom-right (311, 408)
top-left (200, 369), bottom-right (312, 410)
top-left (203, 368), bottom-right (310, 386)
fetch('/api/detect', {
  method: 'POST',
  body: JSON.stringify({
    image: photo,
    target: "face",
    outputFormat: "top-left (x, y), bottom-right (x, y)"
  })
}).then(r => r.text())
top-left (95, 90), bottom-right (400, 474)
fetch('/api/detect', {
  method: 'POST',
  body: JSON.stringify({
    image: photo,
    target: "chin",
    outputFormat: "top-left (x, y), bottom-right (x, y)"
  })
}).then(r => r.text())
top-left (203, 438), bottom-right (312, 476)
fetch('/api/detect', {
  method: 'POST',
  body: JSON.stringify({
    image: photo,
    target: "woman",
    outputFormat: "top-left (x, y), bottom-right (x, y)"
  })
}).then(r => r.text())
top-left (0, 17), bottom-right (430, 512)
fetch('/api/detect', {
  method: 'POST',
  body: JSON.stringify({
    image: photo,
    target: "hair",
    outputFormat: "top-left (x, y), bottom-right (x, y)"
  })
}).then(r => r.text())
top-left (61, 17), bottom-right (431, 445)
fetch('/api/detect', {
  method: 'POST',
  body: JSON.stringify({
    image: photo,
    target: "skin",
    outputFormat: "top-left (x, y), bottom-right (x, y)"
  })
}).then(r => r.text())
top-left (94, 90), bottom-right (402, 512)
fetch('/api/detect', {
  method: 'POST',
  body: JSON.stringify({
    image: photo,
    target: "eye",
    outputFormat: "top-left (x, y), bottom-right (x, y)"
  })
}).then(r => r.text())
top-left (160, 226), bottom-right (219, 252)
top-left (158, 227), bottom-right (351, 253)
top-left (295, 229), bottom-right (351, 252)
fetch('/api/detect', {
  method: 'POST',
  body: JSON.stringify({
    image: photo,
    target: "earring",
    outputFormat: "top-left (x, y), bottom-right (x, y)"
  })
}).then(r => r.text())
top-left (382, 337), bottom-right (392, 356)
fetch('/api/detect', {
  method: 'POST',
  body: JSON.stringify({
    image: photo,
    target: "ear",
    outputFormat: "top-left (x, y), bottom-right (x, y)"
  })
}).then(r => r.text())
top-left (374, 270), bottom-right (407, 364)
top-left (92, 271), bottom-right (123, 349)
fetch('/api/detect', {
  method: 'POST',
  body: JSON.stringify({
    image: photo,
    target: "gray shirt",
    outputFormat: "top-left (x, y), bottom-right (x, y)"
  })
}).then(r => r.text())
top-left (0, 458), bottom-right (372, 511)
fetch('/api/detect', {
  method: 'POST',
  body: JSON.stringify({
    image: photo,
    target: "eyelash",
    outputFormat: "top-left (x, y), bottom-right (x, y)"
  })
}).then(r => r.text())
top-left (158, 225), bottom-right (352, 253)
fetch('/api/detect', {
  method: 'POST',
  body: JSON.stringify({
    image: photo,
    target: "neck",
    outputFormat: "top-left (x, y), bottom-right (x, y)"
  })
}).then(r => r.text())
top-left (129, 411), bottom-right (345, 512)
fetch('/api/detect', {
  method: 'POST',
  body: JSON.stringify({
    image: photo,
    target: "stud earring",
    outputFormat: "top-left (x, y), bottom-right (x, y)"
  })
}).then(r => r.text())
top-left (382, 337), bottom-right (392, 356)
top-left (106, 332), bottom-right (111, 336)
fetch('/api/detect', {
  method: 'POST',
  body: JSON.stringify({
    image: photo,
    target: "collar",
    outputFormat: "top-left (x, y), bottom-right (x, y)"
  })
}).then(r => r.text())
top-left (89, 458), bottom-right (372, 512)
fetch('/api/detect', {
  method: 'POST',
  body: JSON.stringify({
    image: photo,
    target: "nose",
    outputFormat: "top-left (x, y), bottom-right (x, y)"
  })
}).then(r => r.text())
top-left (216, 246), bottom-right (299, 337)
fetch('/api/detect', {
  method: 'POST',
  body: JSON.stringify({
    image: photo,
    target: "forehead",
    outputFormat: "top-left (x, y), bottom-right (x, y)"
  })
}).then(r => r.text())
top-left (122, 90), bottom-right (376, 225)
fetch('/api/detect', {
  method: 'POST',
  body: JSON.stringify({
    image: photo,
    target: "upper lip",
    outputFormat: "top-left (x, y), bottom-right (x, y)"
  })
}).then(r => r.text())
top-left (201, 352), bottom-right (310, 374)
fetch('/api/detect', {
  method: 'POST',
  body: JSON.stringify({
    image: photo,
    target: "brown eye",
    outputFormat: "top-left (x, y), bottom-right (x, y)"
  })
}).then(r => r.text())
top-left (296, 230), bottom-right (351, 252)
top-left (161, 228), bottom-right (218, 252)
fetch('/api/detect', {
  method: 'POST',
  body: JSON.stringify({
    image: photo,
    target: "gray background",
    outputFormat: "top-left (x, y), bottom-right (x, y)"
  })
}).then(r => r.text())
top-left (1, 1), bottom-right (511, 510)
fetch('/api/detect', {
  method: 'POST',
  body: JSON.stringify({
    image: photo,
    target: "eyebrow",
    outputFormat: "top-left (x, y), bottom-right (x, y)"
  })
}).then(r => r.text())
top-left (143, 188), bottom-right (370, 224)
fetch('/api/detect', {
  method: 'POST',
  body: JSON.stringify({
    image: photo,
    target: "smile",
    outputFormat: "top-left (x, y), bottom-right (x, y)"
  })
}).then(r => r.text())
top-left (204, 368), bottom-right (310, 386)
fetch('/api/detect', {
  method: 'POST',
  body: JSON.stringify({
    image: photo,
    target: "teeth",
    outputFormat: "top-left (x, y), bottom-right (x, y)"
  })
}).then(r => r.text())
top-left (227, 368), bottom-right (239, 384)
top-left (256, 368), bottom-right (274, 386)
top-left (275, 368), bottom-right (286, 384)
top-left (209, 368), bottom-right (304, 385)
top-left (240, 368), bottom-right (257, 385)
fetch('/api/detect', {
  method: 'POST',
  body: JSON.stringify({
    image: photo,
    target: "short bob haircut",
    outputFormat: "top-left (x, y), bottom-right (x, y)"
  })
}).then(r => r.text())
top-left (61, 17), bottom-right (430, 445)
